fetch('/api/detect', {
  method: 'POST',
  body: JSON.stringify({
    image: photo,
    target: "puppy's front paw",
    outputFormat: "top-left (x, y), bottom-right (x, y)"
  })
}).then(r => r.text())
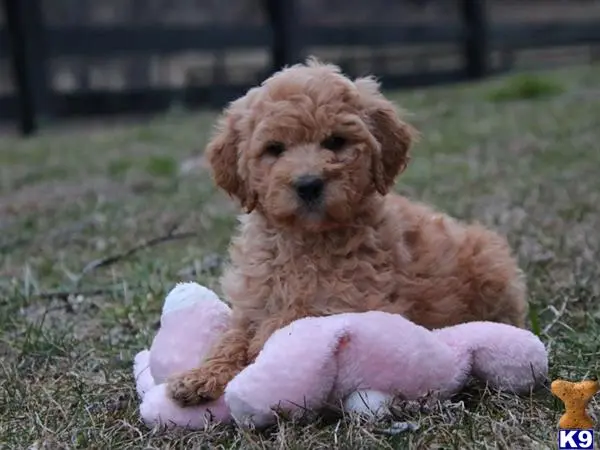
top-left (167, 368), bottom-right (225, 407)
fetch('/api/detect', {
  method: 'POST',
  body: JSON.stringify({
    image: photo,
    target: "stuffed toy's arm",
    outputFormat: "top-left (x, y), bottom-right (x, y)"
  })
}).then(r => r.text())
top-left (434, 322), bottom-right (548, 393)
top-left (246, 315), bottom-right (300, 362)
top-left (225, 316), bottom-right (349, 428)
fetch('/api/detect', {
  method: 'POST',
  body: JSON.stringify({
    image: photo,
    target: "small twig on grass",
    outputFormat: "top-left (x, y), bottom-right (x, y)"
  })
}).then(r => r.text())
top-left (35, 287), bottom-right (117, 301)
top-left (80, 225), bottom-right (198, 277)
top-left (32, 222), bottom-right (198, 306)
top-left (542, 297), bottom-right (570, 335)
top-left (0, 236), bottom-right (31, 253)
top-left (33, 285), bottom-right (124, 312)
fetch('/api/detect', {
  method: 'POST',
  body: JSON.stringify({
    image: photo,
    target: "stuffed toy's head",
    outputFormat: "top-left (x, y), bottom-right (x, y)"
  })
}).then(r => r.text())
top-left (134, 283), bottom-right (232, 428)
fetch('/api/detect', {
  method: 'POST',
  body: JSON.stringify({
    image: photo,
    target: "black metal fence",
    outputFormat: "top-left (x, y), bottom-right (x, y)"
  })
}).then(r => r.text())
top-left (1, 0), bottom-right (600, 136)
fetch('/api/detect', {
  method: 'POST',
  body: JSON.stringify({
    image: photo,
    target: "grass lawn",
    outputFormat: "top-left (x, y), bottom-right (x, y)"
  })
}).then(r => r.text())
top-left (1, 65), bottom-right (599, 449)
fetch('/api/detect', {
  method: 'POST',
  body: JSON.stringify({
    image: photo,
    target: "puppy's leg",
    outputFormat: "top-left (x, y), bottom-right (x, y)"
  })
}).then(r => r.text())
top-left (461, 224), bottom-right (528, 328)
top-left (167, 326), bottom-right (249, 406)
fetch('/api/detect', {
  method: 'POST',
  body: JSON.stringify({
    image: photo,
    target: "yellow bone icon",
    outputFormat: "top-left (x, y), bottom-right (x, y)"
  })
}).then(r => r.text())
top-left (551, 379), bottom-right (599, 429)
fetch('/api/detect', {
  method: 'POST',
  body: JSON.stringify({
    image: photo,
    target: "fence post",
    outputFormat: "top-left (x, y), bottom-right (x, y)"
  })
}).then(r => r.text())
top-left (461, 0), bottom-right (489, 79)
top-left (3, 0), bottom-right (50, 136)
top-left (264, 0), bottom-right (302, 73)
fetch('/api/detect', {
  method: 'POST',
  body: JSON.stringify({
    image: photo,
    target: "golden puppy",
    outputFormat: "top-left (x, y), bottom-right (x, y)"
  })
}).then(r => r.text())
top-left (168, 58), bottom-right (527, 406)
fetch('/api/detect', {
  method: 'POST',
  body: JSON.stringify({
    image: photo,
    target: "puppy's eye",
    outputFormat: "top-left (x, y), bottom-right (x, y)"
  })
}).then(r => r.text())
top-left (264, 141), bottom-right (285, 157)
top-left (321, 135), bottom-right (346, 151)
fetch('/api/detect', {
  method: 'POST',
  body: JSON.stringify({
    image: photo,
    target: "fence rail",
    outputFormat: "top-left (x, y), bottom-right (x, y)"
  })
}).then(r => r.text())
top-left (1, 0), bottom-right (600, 136)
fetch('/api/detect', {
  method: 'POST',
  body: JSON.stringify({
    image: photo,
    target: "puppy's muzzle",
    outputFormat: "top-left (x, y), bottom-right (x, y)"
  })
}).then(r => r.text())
top-left (293, 175), bottom-right (324, 204)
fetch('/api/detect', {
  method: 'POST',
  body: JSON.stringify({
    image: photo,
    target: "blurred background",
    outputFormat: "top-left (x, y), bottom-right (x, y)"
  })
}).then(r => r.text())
top-left (2, 0), bottom-right (600, 136)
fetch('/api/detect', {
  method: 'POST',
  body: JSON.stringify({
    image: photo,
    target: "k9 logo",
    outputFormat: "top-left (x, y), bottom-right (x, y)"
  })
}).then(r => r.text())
top-left (558, 430), bottom-right (595, 450)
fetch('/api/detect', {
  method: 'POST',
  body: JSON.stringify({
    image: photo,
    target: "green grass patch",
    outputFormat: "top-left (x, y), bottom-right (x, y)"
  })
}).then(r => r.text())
top-left (487, 73), bottom-right (565, 102)
top-left (144, 155), bottom-right (177, 177)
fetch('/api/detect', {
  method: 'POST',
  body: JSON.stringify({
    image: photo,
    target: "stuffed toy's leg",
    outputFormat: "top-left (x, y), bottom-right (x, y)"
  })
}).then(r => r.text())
top-left (134, 282), bottom-right (233, 428)
top-left (433, 322), bottom-right (548, 394)
top-left (342, 390), bottom-right (395, 418)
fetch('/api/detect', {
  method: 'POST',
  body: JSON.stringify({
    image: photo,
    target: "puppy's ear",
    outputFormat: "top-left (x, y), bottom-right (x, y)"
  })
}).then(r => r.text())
top-left (206, 98), bottom-right (257, 212)
top-left (355, 76), bottom-right (418, 195)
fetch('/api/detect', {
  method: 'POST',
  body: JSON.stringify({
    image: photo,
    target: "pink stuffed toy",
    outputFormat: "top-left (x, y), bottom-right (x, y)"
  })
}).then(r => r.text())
top-left (133, 282), bottom-right (548, 429)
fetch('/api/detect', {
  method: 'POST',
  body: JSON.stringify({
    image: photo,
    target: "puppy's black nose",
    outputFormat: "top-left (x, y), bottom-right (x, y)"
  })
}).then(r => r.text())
top-left (294, 175), bottom-right (324, 203)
